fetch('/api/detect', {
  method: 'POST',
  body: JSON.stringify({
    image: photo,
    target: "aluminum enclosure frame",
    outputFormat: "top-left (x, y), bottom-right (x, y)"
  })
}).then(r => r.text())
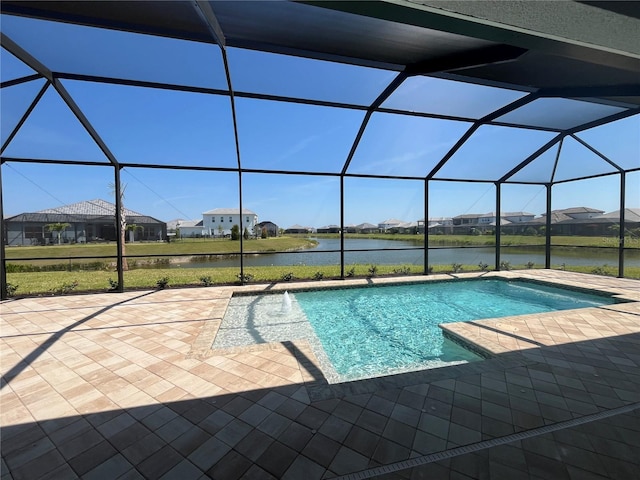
top-left (1, 1), bottom-right (639, 298)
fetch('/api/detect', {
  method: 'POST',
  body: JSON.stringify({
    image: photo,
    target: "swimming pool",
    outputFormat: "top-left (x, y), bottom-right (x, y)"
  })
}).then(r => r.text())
top-left (217, 278), bottom-right (616, 383)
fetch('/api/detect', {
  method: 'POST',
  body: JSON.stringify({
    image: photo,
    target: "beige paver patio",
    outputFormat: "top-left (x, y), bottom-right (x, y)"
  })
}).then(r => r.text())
top-left (1, 270), bottom-right (639, 479)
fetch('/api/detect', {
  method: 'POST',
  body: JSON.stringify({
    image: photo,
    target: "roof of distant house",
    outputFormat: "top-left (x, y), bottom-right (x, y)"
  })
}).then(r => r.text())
top-left (7, 199), bottom-right (163, 224)
top-left (530, 212), bottom-right (573, 223)
top-left (453, 212), bottom-right (494, 219)
top-left (454, 212), bottom-right (534, 219)
top-left (38, 199), bottom-right (145, 217)
top-left (565, 208), bottom-right (640, 223)
top-left (286, 224), bottom-right (310, 230)
top-left (599, 208), bottom-right (640, 222)
top-left (177, 220), bottom-right (203, 228)
top-left (203, 208), bottom-right (257, 215)
top-left (356, 222), bottom-right (378, 229)
top-left (502, 212), bottom-right (535, 217)
top-left (553, 207), bottom-right (605, 215)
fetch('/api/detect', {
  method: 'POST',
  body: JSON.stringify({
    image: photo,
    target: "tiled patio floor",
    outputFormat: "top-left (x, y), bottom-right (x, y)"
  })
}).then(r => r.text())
top-left (1, 270), bottom-right (639, 479)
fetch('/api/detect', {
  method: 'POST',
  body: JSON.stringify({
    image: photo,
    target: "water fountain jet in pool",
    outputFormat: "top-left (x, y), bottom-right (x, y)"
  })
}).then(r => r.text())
top-left (281, 291), bottom-right (292, 314)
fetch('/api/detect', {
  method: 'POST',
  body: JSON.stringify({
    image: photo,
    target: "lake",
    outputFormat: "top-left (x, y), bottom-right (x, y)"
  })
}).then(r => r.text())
top-left (173, 238), bottom-right (638, 268)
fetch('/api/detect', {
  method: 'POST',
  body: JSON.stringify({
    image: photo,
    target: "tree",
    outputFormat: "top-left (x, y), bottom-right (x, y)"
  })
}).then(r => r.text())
top-left (243, 227), bottom-right (250, 240)
top-left (46, 222), bottom-right (71, 245)
top-left (261, 227), bottom-right (268, 239)
top-left (109, 182), bottom-right (129, 271)
top-left (126, 224), bottom-right (143, 243)
top-left (231, 224), bottom-right (240, 240)
top-left (218, 224), bottom-right (224, 238)
top-left (608, 224), bottom-right (620, 236)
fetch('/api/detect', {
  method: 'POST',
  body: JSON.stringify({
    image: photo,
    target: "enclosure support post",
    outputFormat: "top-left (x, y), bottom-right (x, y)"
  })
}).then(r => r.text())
top-left (340, 175), bottom-right (345, 279)
top-left (618, 171), bottom-right (626, 278)
top-left (424, 179), bottom-right (429, 275)
top-left (545, 184), bottom-right (552, 269)
top-left (495, 182), bottom-right (501, 271)
top-left (0, 163), bottom-right (8, 300)
top-left (114, 166), bottom-right (125, 293)
top-left (238, 170), bottom-right (244, 284)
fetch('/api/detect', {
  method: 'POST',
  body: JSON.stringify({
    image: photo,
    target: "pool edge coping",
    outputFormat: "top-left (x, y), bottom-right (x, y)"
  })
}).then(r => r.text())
top-left (192, 270), bottom-right (640, 399)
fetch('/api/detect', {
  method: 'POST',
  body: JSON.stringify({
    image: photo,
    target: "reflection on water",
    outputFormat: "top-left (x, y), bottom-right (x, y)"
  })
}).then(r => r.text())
top-left (167, 238), bottom-right (638, 268)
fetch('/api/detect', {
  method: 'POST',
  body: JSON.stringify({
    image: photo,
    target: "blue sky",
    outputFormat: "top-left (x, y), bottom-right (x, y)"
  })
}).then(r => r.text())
top-left (1, 14), bottom-right (639, 228)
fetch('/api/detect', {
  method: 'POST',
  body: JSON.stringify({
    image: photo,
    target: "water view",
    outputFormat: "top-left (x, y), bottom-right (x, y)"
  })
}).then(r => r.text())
top-left (173, 237), bottom-right (638, 268)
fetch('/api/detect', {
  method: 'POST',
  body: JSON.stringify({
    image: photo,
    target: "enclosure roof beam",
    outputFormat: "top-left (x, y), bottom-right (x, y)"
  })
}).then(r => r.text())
top-left (426, 91), bottom-right (541, 180)
top-left (1, 33), bottom-right (52, 81)
top-left (192, 0), bottom-right (225, 48)
top-left (499, 134), bottom-right (562, 183)
top-left (340, 72), bottom-right (408, 175)
top-left (1, 33), bottom-right (120, 167)
top-left (1, 80), bottom-right (50, 155)
top-left (342, 44), bottom-right (531, 176)
top-left (1, 73), bottom-right (43, 89)
top-left (53, 79), bottom-right (120, 168)
top-left (567, 107), bottom-right (640, 135)
top-left (570, 134), bottom-right (623, 172)
top-left (404, 44), bottom-right (527, 76)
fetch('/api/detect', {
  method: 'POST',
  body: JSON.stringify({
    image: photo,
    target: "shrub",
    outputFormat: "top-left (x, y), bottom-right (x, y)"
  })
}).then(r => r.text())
top-left (392, 266), bottom-right (411, 275)
top-left (54, 281), bottom-right (78, 294)
top-left (231, 225), bottom-right (240, 240)
top-left (281, 272), bottom-right (294, 281)
top-left (261, 227), bottom-right (267, 239)
top-left (243, 227), bottom-right (250, 240)
top-left (591, 265), bottom-right (612, 276)
top-left (526, 261), bottom-right (535, 269)
top-left (478, 262), bottom-right (489, 272)
top-left (499, 260), bottom-right (511, 271)
top-left (236, 273), bottom-right (254, 283)
top-left (346, 266), bottom-right (356, 277)
top-left (426, 265), bottom-right (434, 274)
top-left (107, 278), bottom-right (119, 291)
top-left (5, 283), bottom-right (18, 297)
top-left (367, 265), bottom-right (378, 277)
top-left (199, 275), bottom-right (213, 286)
top-left (313, 271), bottom-right (324, 280)
top-left (451, 263), bottom-right (463, 273)
top-left (156, 277), bottom-right (169, 289)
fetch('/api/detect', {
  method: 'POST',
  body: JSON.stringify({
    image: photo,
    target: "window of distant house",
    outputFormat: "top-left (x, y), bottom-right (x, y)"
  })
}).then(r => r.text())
top-left (24, 226), bottom-right (43, 239)
top-left (229, 217), bottom-right (232, 222)
top-left (221, 217), bottom-right (224, 222)
top-left (246, 217), bottom-right (249, 222)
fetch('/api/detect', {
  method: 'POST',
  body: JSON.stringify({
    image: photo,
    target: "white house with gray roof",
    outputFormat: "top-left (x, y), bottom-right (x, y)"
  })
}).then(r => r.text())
top-left (203, 208), bottom-right (258, 237)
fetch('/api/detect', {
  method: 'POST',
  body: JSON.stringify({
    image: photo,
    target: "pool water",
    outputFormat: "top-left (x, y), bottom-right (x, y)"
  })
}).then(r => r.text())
top-left (218, 278), bottom-right (616, 383)
top-left (293, 279), bottom-right (616, 380)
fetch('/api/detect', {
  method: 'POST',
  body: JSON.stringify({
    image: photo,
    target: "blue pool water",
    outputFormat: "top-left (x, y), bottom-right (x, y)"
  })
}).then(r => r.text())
top-left (294, 279), bottom-right (616, 380)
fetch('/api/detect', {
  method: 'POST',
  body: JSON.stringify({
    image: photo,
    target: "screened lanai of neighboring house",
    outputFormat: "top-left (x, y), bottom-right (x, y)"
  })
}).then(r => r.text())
top-left (1, 1), bottom-right (639, 297)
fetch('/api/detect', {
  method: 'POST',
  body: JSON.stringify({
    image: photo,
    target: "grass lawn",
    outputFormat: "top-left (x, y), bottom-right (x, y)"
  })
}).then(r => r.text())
top-left (6, 263), bottom-right (639, 297)
top-left (4, 233), bottom-right (638, 296)
top-left (4, 236), bottom-right (318, 262)
top-left (312, 233), bottom-right (639, 248)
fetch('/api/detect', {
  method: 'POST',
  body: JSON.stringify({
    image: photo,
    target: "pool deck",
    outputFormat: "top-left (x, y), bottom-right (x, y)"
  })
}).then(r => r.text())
top-left (2, 270), bottom-right (639, 479)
